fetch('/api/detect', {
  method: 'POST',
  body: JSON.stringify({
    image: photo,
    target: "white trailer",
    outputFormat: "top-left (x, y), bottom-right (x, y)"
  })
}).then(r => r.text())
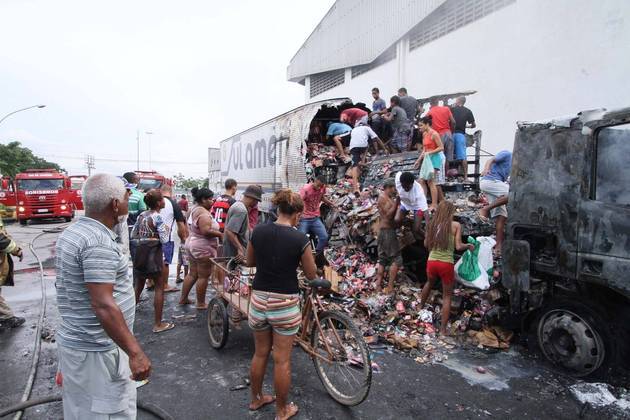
top-left (209, 98), bottom-right (350, 212)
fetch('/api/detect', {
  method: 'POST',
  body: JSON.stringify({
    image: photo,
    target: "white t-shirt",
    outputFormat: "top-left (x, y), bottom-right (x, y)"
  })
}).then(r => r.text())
top-left (395, 172), bottom-right (428, 212)
top-left (159, 198), bottom-right (177, 241)
top-left (349, 125), bottom-right (378, 150)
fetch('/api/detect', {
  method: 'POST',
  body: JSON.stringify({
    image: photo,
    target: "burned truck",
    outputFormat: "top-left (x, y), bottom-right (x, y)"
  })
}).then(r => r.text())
top-left (501, 107), bottom-right (630, 378)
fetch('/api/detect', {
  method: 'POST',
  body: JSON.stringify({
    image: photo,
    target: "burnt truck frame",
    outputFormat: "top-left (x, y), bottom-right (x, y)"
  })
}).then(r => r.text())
top-left (501, 107), bottom-right (630, 379)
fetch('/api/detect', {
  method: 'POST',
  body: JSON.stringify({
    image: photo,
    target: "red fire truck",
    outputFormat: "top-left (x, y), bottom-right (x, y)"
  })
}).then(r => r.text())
top-left (15, 169), bottom-right (75, 225)
top-left (0, 176), bottom-right (17, 220)
top-left (68, 175), bottom-right (88, 211)
top-left (135, 170), bottom-right (173, 192)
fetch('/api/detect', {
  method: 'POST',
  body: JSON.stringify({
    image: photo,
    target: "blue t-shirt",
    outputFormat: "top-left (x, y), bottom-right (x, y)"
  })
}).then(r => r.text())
top-left (483, 150), bottom-right (512, 182)
top-left (327, 122), bottom-right (352, 137)
top-left (373, 98), bottom-right (386, 112)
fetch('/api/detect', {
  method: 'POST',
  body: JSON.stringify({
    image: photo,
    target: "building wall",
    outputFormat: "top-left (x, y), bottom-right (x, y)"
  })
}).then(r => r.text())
top-left (307, 0), bottom-right (630, 154)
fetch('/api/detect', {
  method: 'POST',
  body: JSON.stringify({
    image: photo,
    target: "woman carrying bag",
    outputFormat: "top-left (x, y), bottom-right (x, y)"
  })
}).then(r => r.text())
top-left (131, 189), bottom-right (174, 333)
top-left (414, 115), bottom-right (445, 211)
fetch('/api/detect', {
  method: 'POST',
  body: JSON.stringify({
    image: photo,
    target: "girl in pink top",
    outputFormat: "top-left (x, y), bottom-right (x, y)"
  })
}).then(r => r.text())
top-left (179, 187), bottom-right (222, 310)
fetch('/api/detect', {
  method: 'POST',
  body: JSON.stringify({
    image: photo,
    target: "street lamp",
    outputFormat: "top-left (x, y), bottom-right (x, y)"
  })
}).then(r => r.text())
top-left (136, 130), bottom-right (154, 171)
top-left (0, 104), bottom-right (46, 126)
top-left (145, 131), bottom-right (153, 170)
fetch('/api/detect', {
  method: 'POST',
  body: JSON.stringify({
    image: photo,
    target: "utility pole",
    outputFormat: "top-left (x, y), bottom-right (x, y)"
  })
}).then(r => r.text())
top-left (145, 131), bottom-right (153, 171)
top-left (85, 155), bottom-right (95, 176)
top-left (136, 130), bottom-right (140, 171)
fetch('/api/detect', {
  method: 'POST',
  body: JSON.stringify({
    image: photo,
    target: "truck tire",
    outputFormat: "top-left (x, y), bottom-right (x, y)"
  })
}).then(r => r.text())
top-left (533, 299), bottom-right (617, 379)
top-left (19, 219), bottom-right (27, 226)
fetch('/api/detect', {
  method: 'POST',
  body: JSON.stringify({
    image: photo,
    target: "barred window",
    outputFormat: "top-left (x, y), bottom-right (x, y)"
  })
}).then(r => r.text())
top-left (351, 45), bottom-right (397, 79)
top-left (310, 69), bottom-right (345, 98)
top-left (409, 0), bottom-right (515, 52)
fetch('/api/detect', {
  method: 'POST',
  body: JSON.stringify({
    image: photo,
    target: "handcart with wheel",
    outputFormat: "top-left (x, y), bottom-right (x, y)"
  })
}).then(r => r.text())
top-left (206, 257), bottom-right (373, 406)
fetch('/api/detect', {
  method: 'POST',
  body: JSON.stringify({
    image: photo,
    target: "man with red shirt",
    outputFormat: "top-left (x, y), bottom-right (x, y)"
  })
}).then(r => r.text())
top-left (340, 108), bottom-right (368, 127)
top-left (210, 178), bottom-right (237, 231)
top-left (426, 98), bottom-right (456, 164)
top-left (298, 176), bottom-right (336, 257)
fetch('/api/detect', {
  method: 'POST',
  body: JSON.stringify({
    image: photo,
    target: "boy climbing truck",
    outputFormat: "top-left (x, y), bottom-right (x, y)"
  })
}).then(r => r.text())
top-left (499, 107), bottom-right (630, 380)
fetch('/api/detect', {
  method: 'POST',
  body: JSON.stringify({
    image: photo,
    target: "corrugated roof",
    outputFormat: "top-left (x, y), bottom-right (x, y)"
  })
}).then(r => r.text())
top-left (287, 0), bottom-right (446, 82)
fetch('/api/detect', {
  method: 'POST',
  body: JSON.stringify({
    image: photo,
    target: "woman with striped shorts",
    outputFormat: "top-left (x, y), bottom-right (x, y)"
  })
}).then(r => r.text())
top-left (246, 189), bottom-right (317, 420)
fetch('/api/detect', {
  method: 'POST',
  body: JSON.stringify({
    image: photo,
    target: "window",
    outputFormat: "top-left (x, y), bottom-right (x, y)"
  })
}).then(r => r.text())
top-left (408, 0), bottom-right (515, 52)
top-left (17, 179), bottom-right (64, 191)
top-left (310, 69), bottom-right (345, 99)
top-left (596, 123), bottom-right (630, 205)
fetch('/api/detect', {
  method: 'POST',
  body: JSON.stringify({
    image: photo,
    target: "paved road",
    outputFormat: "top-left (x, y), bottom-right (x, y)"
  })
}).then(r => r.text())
top-left (0, 220), bottom-right (625, 419)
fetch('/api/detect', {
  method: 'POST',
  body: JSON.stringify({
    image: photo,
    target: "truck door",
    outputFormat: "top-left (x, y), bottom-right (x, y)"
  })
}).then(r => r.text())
top-left (577, 122), bottom-right (630, 295)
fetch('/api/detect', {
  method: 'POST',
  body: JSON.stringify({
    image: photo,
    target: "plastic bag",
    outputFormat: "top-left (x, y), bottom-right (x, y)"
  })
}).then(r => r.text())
top-left (476, 236), bottom-right (496, 277)
top-left (419, 155), bottom-right (434, 180)
top-left (455, 237), bottom-right (490, 290)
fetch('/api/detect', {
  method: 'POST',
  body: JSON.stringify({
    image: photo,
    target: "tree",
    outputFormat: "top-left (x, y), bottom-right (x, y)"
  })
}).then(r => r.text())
top-left (173, 173), bottom-right (209, 190)
top-left (0, 141), bottom-right (63, 178)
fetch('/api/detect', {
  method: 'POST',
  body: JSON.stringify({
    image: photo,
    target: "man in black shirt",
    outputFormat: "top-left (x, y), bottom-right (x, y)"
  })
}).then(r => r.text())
top-left (451, 96), bottom-right (476, 178)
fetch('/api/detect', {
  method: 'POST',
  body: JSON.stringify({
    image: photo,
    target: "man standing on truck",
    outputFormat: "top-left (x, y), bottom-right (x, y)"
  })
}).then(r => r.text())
top-left (211, 178), bottom-right (237, 231)
top-left (479, 150), bottom-right (512, 255)
top-left (426, 98), bottom-right (456, 165)
top-left (298, 176), bottom-right (337, 264)
top-left (394, 171), bottom-right (429, 235)
top-left (349, 120), bottom-right (382, 195)
top-left (372, 87), bottom-right (387, 112)
top-left (223, 185), bottom-right (262, 262)
top-left (376, 179), bottom-right (401, 294)
top-left (398, 87), bottom-right (419, 122)
top-left (451, 96), bottom-right (476, 178)
top-left (325, 122), bottom-right (353, 162)
top-left (384, 96), bottom-right (412, 152)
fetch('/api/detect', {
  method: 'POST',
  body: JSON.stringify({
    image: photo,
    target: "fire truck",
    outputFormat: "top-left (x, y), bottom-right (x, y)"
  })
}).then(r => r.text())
top-left (68, 175), bottom-right (88, 210)
top-left (15, 169), bottom-right (75, 225)
top-left (0, 176), bottom-right (17, 220)
top-left (135, 170), bottom-right (173, 192)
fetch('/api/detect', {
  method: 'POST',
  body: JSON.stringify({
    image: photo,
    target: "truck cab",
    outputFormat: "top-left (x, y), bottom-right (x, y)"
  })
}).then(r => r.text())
top-left (0, 176), bottom-right (17, 220)
top-left (15, 169), bottom-right (75, 225)
top-left (501, 107), bottom-right (630, 379)
top-left (68, 175), bottom-right (87, 211)
top-left (136, 170), bottom-right (172, 192)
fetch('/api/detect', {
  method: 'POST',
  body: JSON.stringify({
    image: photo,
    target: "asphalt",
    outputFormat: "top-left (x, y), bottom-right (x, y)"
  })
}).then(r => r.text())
top-left (0, 220), bottom-right (627, 420)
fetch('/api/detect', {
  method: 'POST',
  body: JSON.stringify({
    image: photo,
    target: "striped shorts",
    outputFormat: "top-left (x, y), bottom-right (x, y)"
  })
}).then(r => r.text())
top-left (248, 290), bottom-right (301, 336)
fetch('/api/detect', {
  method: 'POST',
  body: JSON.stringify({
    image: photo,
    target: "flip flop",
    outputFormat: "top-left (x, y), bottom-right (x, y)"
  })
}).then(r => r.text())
top-left (164, 286), bottom-right (180, 293)
top-left (249, 395), bottom-right (275, 411)
top-left (153, 322), bottom-right (175, 334)
top-left (275, 402), bottom-right (299, 420)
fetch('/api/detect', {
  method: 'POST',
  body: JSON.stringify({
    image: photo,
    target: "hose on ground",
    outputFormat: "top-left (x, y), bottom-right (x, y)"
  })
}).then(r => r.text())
top-left (0, 395), bottom-right (175, 419)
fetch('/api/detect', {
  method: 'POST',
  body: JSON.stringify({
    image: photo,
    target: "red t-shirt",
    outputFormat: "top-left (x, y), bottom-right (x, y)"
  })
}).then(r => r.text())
top-left (340, 108), bottom-right (368, 127)
top-left (178, 199), bottom-right (189, 212)
top-left (426, 106), bottom-right (453, 135)
top-left (248, 203), bottom-right (259, 231)
top-left (300, 183), bottom-right (326, 219)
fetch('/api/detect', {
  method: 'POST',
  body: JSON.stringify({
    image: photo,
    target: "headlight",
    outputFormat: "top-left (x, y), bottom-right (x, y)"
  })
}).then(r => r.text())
top-left (60, 205), bottom-right (67, 210)
top-left (18, 206), bottom-right (25, 212)
top-left (61, 199), bottom-right (66, 204)
top-left (18, 201), bottom-right (24, 205)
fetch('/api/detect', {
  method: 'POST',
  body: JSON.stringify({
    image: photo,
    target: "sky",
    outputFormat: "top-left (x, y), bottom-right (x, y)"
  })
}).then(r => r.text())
top-left (0, 0), bottom-right (335, 178)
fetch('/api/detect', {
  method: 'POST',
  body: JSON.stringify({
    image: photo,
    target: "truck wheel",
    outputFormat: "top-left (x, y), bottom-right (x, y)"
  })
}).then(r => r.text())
top-left (64, 217), bottom-right (72, 223)
top-left (535, 300), bottom-right (615, 378)
top-left (19, 219), bottom-right (27, 226)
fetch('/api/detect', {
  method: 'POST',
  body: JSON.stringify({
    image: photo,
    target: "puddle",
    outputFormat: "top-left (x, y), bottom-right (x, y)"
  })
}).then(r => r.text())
top-left (442, 349), bottom-right (536, 391)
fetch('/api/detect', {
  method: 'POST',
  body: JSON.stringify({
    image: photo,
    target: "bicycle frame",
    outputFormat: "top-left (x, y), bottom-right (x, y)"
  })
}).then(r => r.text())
top-left (295, 288), bottom-right (346, 364)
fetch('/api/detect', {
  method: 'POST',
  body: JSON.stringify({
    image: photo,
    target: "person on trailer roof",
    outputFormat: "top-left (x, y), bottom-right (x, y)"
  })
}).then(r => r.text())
top-left (340, 107), bottom-right (368, 127)
top-left (246, 189), bottom-right (317, 420)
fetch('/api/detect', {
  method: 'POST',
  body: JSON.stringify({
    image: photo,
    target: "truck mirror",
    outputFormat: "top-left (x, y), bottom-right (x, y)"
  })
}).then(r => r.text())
top-left (1, 179), bottom-right (7, 190)
top-left (65, 178), bottom-right (72, 189)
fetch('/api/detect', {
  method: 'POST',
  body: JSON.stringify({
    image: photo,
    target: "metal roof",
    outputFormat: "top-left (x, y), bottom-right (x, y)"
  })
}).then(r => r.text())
top-left (287, 0), bottom-right (446, 82)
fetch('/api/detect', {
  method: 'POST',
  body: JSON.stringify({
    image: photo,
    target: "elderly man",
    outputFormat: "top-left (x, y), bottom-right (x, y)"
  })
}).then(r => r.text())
top-left (0, 218), bottom-right (24, 330)
top-left (223, 185), bottom-right (263, 262)
top-left (56, 173), bottom-right (151, 419)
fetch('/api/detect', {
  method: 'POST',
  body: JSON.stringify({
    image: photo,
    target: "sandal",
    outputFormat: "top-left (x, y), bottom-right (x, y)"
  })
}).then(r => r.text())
top-left (164, 286), bottom-right (180, 293)
top-left (153, 322), bottom-right (175, 334)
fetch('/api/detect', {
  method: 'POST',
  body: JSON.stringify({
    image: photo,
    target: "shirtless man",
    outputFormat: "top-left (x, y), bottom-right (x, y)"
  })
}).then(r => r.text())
top-left (375, 179), bottom-right (401, 294)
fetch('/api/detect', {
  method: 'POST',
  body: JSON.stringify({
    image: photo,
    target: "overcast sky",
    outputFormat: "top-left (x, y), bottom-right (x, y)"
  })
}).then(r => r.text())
top-left (0, 0), bottom-right (335, 178)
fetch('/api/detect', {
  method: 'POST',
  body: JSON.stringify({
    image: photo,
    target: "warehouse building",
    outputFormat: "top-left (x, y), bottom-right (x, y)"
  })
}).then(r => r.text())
top-left (287, 0), bottom-right (630, 152)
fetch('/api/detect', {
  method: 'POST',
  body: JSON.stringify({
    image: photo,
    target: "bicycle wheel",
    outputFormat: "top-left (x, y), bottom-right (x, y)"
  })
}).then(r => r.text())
top-left (207, 297), bottom-right (229, 349)
top-left (310, 310), bottom-right (372, 406)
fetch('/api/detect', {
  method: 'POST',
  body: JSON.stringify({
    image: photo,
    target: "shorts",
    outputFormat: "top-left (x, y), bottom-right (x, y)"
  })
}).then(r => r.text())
top-left (480, 178), bottom-right (509, 219)
top-left (441, 132), bottom-right (454, 163)
top-left (430, 152), bottom-right (446, 185)
top-left (426, 260), bottom-right (455, 285)
top-left (248, 290), bottom-right (301, 336)
top-left (377, 228), bottom-right (402, 267)
top-left (453, 133), bottom-right (467, 161)
top-left (57, 345), bottom-right (136, 419)
top-left (162, 241), bottom-right (175, 265)
top-left (178, 245), bottom-right (189, 266)
top-left (350, 147), bottom-right (367, 167)
top-left (326, 132), bottom-right (350, 147)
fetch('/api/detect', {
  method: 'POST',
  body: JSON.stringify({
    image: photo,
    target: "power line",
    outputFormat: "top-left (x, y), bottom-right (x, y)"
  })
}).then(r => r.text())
top-left (45, 154), bottom-right (207, 165)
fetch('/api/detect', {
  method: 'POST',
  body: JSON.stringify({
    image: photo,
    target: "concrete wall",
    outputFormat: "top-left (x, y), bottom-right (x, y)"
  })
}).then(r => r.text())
top-left (308, 0), bottom-right (630, 154)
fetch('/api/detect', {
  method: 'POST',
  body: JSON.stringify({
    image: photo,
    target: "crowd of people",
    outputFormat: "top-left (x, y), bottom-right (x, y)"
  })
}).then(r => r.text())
top-left (0, 87), bottom-right (513, 420)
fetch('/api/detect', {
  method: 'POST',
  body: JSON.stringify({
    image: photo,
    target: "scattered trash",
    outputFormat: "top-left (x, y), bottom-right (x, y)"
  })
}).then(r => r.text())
top-left (570, 382), bottom-right (630, 411)
top-left (476, 366), bottom-right (487, 374)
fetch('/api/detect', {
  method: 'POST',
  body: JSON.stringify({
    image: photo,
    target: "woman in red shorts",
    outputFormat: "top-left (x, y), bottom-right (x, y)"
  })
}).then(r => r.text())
top-left (419, 200), bottom-right (474, 335)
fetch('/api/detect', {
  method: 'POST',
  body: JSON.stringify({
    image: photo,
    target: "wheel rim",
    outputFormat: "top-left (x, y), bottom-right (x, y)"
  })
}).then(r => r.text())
top-left (537, 309), bottom-right (605, 376)
top-left (208, 303), bottom-right (224, 345)
top-left (313, 316), bottom-right (370, 403)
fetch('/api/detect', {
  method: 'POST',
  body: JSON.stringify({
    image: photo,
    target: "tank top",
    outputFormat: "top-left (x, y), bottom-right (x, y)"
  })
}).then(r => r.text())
top-left (428, 226), bottom-right (455, 264)
top-left (185, 205), bottom-right (220, 259)
top-left (422, 129), bottom-right (439, 152)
